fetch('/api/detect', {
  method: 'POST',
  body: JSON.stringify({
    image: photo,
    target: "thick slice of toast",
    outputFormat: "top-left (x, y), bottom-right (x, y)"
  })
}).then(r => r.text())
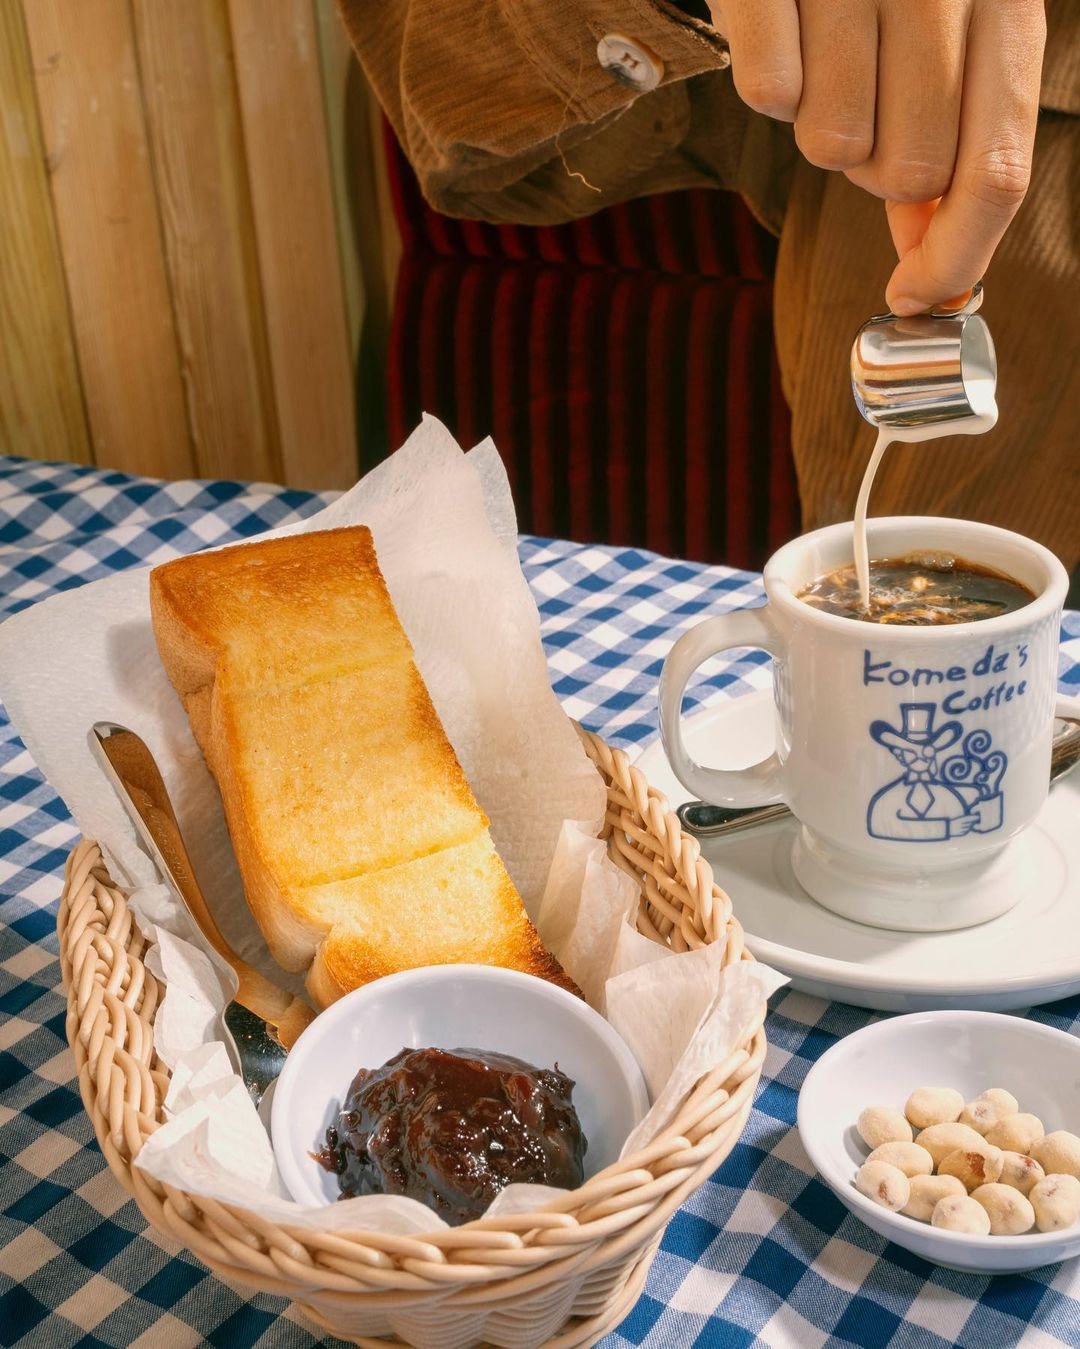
top-left (212, 661), bottom-right (482, 890)
top-left (149, 525), bottom-right (575, 1004)
top-left (150, 527), bottom-right (412, 699)
top-left (304, 837), bottom-right (571, 1008)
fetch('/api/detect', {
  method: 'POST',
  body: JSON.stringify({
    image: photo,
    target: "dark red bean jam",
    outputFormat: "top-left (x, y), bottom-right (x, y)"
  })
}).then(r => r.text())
top-left (314, 1046), bottom-right (587, 1225)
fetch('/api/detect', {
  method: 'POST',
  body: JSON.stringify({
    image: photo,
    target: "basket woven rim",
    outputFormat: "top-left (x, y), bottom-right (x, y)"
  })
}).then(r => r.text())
top-left (58, 725), bottom-right (767, 1299)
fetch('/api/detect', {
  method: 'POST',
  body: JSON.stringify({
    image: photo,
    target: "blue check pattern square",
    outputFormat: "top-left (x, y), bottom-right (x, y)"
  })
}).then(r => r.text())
top-left (1, 454), bottom-right (1079, 1349)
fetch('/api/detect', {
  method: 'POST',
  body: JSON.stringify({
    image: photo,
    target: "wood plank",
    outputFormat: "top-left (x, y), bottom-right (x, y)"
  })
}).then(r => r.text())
top-left (312, 0), bottom-right (365, 363)
top-left (0, 0), bottom-right (91, 466)
top-left (228, 0), bottom-right (357, 489)
top-left (355, 74), bottom-right (402, 466)
top-left (131, 0), bottom-right (282, 484)
top-left (314, 0), bottom-right (399, 466)
top-left (364, 78), bottom-right (402, 327)
top-left (22, 0), bottom-right (194, 478)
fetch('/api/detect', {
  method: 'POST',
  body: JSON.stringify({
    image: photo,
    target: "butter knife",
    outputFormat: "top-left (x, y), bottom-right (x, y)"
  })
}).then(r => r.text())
top-left (89, 722), bottom-right (315, 1101)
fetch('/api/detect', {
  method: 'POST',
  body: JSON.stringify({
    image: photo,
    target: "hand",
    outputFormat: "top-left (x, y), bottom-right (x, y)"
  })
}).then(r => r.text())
top-left (708, 1), bottom-right (1046, 314)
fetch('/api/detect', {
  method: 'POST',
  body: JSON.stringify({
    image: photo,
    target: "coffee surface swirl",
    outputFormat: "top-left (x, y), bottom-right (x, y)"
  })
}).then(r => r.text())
top-left (797, 554), bottom-right (1033, 625)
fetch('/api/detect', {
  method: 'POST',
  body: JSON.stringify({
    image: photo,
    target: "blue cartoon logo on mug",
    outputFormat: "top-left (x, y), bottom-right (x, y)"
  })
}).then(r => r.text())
top-left (867, 702), bottom-right (1007, 842)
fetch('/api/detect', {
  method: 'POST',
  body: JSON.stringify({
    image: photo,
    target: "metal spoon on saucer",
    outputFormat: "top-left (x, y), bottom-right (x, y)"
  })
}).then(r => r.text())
top-left (88, 722), bottom-right (315, 1106)
top-left (677, 716), bottom-right (1080, 839)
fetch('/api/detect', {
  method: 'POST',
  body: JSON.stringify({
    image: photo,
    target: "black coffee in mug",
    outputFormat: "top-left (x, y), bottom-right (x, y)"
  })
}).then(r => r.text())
top-left (796, 552), bottom-right (1035, 625)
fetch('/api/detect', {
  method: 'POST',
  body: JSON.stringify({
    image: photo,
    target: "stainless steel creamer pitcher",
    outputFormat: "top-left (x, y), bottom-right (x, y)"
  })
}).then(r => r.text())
top-left (851, 285), bottom-right (997, 431)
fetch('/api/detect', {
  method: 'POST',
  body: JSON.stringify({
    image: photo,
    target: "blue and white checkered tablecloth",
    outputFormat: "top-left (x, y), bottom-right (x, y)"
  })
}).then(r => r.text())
top-left (2, 455), bottom-right (1080, 1349)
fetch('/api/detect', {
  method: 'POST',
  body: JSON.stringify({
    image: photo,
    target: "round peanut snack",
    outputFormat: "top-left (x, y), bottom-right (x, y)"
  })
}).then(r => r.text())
top-left (938, 1143), bottom-right (1005, 1192)
top-left (857, 1106), bottom-right (913, 1151)
top-left (904, 1086), bottom-right (964, 1129)
top-left (960, 1088), bottom-right (1020, 1136)
top-left (980, 1088), bottom-right (1021, 1110)
top-left (971, 1183), bottom-right (1036, 1235)
top-left (902, 1173), bottom-right (967, 1223)
top-left (1030, 1131), bottom-right (1080, 1181)
top-left (1030, 1174), bottom-right (1080, 1233)
top-left (998, 1151), bottom-right (1045, 1196)
top-left (915, 1121), bottom-right (984, 1168)
top-left (984, 1112), bottom-right (1045, 1154)
top-left (855, 1160), bottom-right (910, 1212)
top-left (931, 1194), bottom-right (992, 1235)
top-left (867, 1142), bottom-right (934, 1178)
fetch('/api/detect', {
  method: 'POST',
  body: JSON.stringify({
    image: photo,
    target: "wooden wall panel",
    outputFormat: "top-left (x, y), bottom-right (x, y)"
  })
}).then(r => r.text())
top-left (364, 80), bottom-right (402, 333)
top-left (227, 0), bottom-right (356, 490)
top-left (314, 0), bottom-right (396, 464)
top-left (313, 0), bottom-right (365, 364)
top-left (21, 0), bottom-right (194, 478)
top-left (0, 0), bottom-right (91, 466)
top-left (131, 0), bottom-right (282, 484)
top-left (3, 0), bottom-right (370, 487)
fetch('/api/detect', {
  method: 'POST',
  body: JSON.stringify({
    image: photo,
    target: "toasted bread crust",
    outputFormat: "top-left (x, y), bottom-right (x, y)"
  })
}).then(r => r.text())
top-left (149, 526), bottom-right (574, 1003)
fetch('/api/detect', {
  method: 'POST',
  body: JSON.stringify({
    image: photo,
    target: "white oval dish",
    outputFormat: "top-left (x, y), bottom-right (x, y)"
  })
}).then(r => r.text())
top-left (271, 964), bottom-right (650, 1209)
top-left (797, 1011), bottom-right (1080, 1274)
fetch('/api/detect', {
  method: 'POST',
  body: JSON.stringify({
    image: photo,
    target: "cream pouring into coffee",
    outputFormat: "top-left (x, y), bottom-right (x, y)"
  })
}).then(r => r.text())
top-left (847, 289), bottom-right (1000, 611)
top-left (853, 395), bottom-right (999, 612)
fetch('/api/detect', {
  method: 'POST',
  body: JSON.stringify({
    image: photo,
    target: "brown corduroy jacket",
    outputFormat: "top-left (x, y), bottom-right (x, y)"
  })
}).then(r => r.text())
top-left (339, 1), bottom-right (1080, 569)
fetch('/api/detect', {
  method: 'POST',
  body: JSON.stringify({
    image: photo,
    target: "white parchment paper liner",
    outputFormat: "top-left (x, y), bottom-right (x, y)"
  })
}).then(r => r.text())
top-left (0, 416), bottom-right (785, 1230)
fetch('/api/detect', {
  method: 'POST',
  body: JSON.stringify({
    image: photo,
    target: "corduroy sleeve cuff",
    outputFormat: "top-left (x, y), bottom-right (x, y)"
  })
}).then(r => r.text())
top-left (339, 0), bottom-right (729, 162)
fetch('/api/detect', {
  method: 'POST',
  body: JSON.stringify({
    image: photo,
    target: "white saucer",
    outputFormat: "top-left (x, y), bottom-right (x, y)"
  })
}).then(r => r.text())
top-left (634, 690), bottom-right (1080, 1012)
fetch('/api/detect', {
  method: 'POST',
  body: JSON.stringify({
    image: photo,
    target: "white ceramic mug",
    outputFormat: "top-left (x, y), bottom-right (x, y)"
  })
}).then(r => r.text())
top-left (659, 517), bottom-right (1070, 932)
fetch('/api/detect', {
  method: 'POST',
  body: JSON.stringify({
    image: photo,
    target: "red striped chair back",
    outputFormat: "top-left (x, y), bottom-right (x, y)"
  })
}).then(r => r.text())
top-left (379, 129), bottom-right (799, 570)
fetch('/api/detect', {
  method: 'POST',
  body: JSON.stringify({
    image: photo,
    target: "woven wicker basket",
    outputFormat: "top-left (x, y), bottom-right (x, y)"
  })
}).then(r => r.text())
top-left (57, 727), bottom-right (767, 1349)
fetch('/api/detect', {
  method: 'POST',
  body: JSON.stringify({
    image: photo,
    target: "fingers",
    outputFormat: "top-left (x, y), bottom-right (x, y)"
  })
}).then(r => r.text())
top-left (794, 1), bottom-right (877, 171)
top-left (885, 0), bottom-right (1045, 313)
top-left (849, 0), bottom-right (969, 205)
top-left (718, 0), bottom-right (803, 121)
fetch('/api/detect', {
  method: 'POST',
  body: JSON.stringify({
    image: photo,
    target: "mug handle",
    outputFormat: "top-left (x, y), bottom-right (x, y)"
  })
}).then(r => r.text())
top-left (658, 607), bottom-right (785, 807)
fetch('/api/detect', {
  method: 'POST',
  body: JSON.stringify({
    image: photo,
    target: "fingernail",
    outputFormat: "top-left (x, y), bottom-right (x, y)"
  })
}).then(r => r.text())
top-left (940, 290), bottom-right (974, 313)
top-left (888, 296), bottom-right (923, 316)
